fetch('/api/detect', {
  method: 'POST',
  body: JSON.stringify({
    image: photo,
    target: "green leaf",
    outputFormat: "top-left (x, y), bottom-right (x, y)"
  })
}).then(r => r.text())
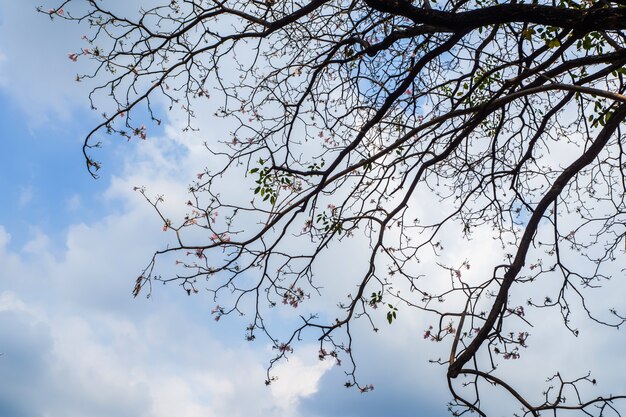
top-left (546, 39), bottom-right (560, 48)
top-left (522, 27), bottom-right (535, 40)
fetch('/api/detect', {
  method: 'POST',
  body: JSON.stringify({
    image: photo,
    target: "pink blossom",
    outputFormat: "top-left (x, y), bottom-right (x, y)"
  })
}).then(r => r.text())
top-left (210, 233), bottom-right (230, 243)
top-left (277, 343), bottom-right (293, 353)
top-left (423, 325), bottom-right (434, 339)
top-left (359, 384), bottom-right (375, 393)
top-left (68, 53), bottom-right (78, 62)
top-left (132, 124), bottom-right (147, 140)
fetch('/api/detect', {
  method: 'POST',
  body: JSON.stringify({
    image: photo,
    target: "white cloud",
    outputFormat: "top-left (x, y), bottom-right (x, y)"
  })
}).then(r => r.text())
top-left (0, 215), bottom-right (334, 417)
top-left (0, 225), bottom-right (10, 248)
top-left (1, 3), bottom-right (623, 417)
top-left (0, 1), bottom-right (85, 126)
top-left (0, 50), bottom-right (7, 87)
top-left (66, 194), bottom-right (81, 211)
top-left (0, 113), bottom-right (336, 417)
top-left (271, 348), bottom-right (334, 412)
top-left (18, 186), bottom-right (33, 207)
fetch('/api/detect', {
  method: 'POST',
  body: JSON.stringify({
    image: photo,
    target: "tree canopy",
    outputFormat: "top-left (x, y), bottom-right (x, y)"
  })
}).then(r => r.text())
top-left (47, 0), bottom-right (626, 415)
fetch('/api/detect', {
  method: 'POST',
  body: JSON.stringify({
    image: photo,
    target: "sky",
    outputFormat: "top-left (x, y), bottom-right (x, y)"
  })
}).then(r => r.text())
top-left (0, 2), bottom-right (624, 417)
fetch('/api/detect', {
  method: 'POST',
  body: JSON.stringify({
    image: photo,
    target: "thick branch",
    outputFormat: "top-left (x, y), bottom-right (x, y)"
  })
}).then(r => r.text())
top-left (364, 0), bottom-right (626, 33)
top-left (448, 102), bottom-right (626, 378)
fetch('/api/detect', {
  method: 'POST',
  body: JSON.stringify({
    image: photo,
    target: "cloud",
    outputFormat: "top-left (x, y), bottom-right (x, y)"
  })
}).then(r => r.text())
top-left (0, 298), bottom-right (53, 417)
top-left (0, 215), bottom-right (335, 417)
top-left (270, 347), bottom-right (334, 412)
top-left (0, 115), bottom-right (337, 417)
top-left (121, 98), bottom-right (626, 416)
top-left (1, 4), bottom-right (624, 417)
top-left (17, 187), bottom-right (33, 207)
top-left (0, 1), bottom-right (84, 126)
top-left (66, 194), bottom-right (81, 211)
top-left (0, 50), bottom-right (7, 87)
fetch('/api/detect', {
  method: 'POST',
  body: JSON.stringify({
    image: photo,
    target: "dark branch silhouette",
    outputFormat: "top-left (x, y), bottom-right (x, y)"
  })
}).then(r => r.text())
top-left (45, 0), bottom-right (626, 414)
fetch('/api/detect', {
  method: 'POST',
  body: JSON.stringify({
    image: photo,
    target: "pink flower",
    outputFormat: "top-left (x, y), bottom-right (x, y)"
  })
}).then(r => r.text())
top-left (277, 343), bottom-right (293, 353)
top-left (359, 384), bottom-right (374, 393)
top-left (423, 325), bottom-right (434, 339)
top-left (132, 125), bottom-right (147, 140)
top-left (68, 53), bottom-right (78, 62)
top-left (210, 232), bottom-right (230, 243)
top-left (211, 305), bottom-right (224, 321)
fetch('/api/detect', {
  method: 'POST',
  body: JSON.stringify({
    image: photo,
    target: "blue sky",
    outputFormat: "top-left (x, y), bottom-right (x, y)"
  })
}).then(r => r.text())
top-left (0, 2), bottom-right (624, 417)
